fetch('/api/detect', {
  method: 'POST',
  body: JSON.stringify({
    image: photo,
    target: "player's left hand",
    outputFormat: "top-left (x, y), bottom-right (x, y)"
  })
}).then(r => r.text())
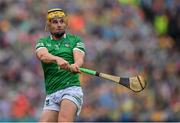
top-left (69, 64), bottom-right (81, 73)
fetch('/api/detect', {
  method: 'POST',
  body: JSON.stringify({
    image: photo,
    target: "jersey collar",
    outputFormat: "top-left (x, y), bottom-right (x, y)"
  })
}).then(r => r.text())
top-left (50, 33), bottom-right (66, 40)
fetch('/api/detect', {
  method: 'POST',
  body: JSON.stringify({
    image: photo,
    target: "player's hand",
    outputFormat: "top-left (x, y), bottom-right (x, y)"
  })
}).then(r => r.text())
top-left (56, 57), bottom-right (70, 70)
top-left (69, 63), bottom-right (81, 73)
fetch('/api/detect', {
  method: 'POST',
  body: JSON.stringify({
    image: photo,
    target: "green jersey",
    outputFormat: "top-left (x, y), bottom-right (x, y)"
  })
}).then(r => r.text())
top-left (36, 33), bottom-right (85, 95)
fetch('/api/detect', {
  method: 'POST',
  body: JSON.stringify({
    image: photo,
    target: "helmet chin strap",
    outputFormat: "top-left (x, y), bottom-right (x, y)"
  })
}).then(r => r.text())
top-left (51, 32), bottom-right (65, 39)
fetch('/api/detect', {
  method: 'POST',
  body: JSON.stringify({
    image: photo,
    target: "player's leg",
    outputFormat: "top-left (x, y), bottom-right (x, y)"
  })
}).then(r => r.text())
top-left (58, 86), bottom-right (83, 122)
top-left (39, 93), bottom-right (60, 122)
top-left (58, 99), bottom-right (77, 122)
top-left (39, 109), bottom-right (58, 122)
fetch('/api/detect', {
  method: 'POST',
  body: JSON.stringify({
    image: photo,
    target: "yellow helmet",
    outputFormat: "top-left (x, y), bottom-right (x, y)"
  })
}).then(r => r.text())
top-left (45, 8), bottom-right (68, 31)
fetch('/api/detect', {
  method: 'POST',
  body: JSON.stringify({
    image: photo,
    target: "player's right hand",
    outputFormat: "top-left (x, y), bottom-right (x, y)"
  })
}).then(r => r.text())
top-left (56, 57), bottom-right (70, 70)
top-left (69, 63), bottom-right (81, 73)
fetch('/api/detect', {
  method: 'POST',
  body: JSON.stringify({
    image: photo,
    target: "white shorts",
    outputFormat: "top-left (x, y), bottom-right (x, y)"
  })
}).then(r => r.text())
top-left (43, 86), bottom-right (83, 115)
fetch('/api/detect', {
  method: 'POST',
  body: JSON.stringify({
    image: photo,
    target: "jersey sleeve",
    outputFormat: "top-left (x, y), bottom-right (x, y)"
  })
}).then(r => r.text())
top-left (35, 39), bottom-right (46, 52)
top-left (73, 36), bottom-right (85, 53)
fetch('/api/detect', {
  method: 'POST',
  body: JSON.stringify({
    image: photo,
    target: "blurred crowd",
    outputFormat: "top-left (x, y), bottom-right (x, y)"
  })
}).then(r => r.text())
top-left (0, 0), bottom-right (180, 122)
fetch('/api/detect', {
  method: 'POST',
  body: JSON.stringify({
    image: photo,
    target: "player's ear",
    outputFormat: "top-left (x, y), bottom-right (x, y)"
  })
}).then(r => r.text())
top-left (45, 23), bottom-right (48, 32)
top-left (65, 16), bottom-right (68, 26)
top-left (64, 16), bottom-right (69, 30)
top-left (45, 20), bottom-right (51, 32)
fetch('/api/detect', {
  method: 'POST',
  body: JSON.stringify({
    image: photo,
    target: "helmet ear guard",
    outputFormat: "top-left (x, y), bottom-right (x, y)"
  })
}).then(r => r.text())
top-left (45, 8), bottom-right (68, 31)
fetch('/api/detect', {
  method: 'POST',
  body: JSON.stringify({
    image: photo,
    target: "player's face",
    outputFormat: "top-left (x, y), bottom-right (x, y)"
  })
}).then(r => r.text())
top-left (49, 17), bottom-right (67, 34)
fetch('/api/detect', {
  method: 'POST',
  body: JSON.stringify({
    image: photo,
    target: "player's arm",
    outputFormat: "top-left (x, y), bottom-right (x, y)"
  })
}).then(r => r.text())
top-left (36, 47), bottom-right (57, 63)
top-left (36, 48), bottom-right (70, 70)
top-left (73, 49), bottom-right (85, 67)
top-left (70, 49), bottom-right (85, 73)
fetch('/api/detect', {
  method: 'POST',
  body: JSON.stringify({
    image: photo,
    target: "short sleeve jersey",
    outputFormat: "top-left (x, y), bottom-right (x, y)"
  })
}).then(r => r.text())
top-left (36, 33), bottom-right (85, 95)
